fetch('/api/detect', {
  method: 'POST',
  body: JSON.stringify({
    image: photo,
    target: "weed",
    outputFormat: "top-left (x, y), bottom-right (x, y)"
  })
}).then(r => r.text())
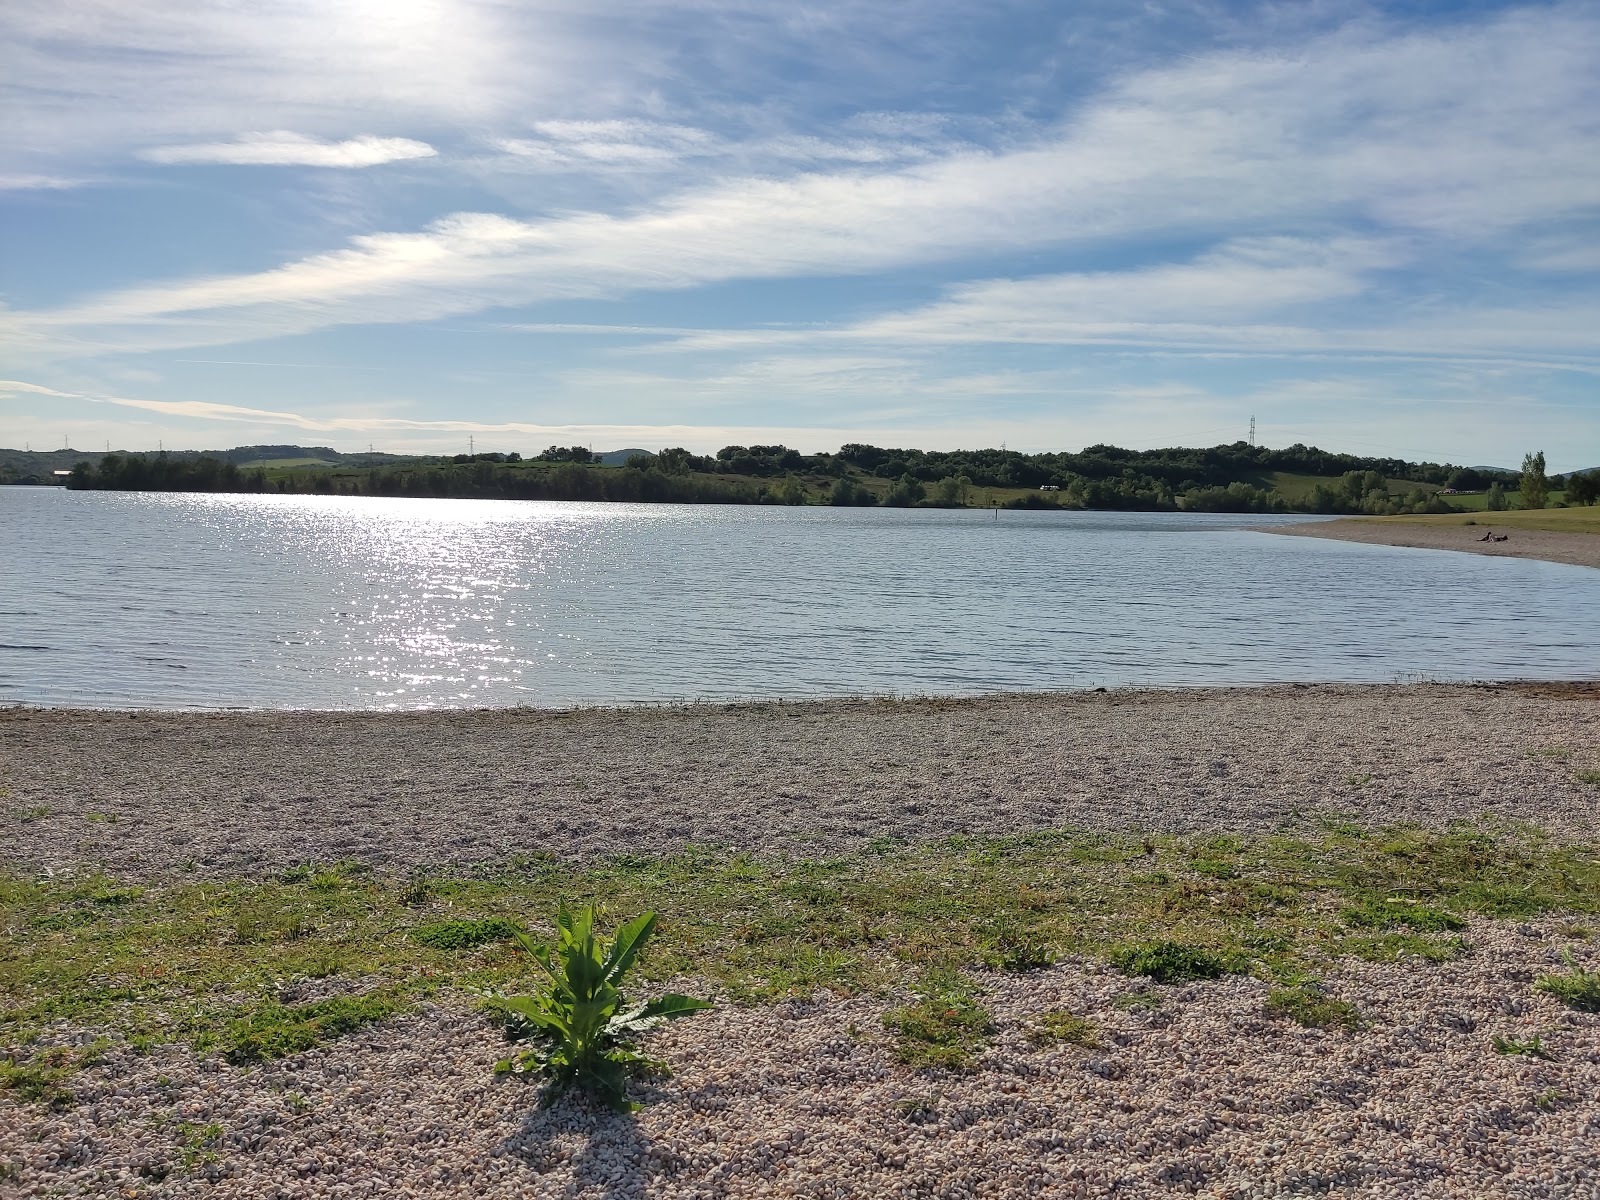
top-left (1264, 982), bottom-right (1360, 1030)
top-left (1533, 746), bottom-right (1573, 760)
top-left (1108, 941), bottom-right (1246, 983)
top-left (175, 1122), bottom-right (224, 1170)
top-left (83, 812), bottom-right (118, 824)
top-left (1340, 897), bottom-right (1466, 932)
top-left (1345, 774), bottom-right (1373, 788)
top-left (412, 917), bottom-right (520, 951)
top-left (222, 992), bottom-right (403, 1063)
top-left (1491, 1033), bottom-right (1549, 1058)
top-left (883, 969), bottom-right (994, 1069)
top-left (1534, 953), bottom-right (1600, 1012)
top-left (1533, 1088), bottom-right (1567, 1110)
top-left (1577, 770), bottom-right (1600, 788)
top-left (16, 805), bottom-right (50, 823)
top-left (1028, 1008), bottom-right (1099, 1047)
top-left (492, 904), bottom-right (712, 1111)
top-left (980, 923), bottom-right (1056, 971)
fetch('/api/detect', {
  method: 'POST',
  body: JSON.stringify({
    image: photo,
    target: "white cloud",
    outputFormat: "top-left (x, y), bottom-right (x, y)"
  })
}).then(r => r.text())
top-left (5, 6), bottom-right (1600, 366)
top-left (140, 132), bottom-right (436, 168)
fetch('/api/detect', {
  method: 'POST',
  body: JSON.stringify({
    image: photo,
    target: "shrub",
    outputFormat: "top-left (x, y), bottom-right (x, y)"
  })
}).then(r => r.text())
top-left (492, 903), bottom-right (712, 1111)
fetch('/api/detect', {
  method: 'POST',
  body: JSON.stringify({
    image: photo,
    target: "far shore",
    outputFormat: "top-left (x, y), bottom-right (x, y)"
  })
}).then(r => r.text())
top-left (1258, 514), bottom-right (1600, 570)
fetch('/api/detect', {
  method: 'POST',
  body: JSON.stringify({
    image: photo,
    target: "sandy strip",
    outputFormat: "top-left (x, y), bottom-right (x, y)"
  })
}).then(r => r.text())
top-left (1261, 519), bottom-right (1600, 570)
top-left (3, 682), bottom-right (1598, 877)
top-left (4, 918), bottom-right (1596, 1199)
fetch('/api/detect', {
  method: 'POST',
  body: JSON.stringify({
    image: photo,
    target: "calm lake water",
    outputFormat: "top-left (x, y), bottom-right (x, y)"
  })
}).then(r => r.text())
top-left (2, 488), bottom-right (1596, 709)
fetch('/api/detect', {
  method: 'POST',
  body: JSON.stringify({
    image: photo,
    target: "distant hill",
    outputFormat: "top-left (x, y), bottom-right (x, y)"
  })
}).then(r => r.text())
top-left (597, 448), bottom-right (653, 465)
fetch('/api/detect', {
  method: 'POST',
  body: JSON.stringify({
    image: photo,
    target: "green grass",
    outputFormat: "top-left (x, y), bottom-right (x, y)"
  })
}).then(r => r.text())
top-left (1535, 959), bottom-right (1600, 1012)
top-left (1264, 982), bottom-right (1361, 1029)
top-left (882, 970), bottom-right (994, 1069)
top-left (1028, 1008), bottom-right (1099, 1047)
top-left (1491, 1033), bottom-right (1550, 1059)
top-left (2, 822), bottom-right (1596, 1101)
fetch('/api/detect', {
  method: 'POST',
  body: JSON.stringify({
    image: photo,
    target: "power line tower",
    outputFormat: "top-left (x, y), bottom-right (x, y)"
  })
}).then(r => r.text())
top-left (1249, 416), bottom-right (1256, 448)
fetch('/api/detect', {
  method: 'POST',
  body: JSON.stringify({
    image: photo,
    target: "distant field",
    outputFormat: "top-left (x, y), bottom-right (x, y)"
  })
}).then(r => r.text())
top-left (1377, 505), bottom-right (1599, 534)
top-left (1267, 471), bottom-right (1440, 501)
top-left (244, 457), bottom-right (340, 469)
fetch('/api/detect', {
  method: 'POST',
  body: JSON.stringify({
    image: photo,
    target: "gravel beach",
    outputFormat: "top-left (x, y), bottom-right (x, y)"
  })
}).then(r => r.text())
top-left (3, 682), bottom-right (1599, 877)
top-left (1260, 519), bottom-right (1600, 571)
top-left (4, 683), bottom-right (1599, 1198)
top-left (4, 919), bottom-right (1597, 1199)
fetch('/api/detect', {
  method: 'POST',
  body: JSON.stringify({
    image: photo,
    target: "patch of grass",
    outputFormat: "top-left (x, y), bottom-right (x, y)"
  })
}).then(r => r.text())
top-left (221, 992), bottom-right (404, 1064)
top-left (1534, 956), bottom-right (1600, 1012)
top-left (1027, 1008), bottom-right (1099, 1047)
top-left (2, 821), bottom-right (1597, 1084)
top-left (0, 1052), bottom-right (77, 1109)
top-left (1340, 897), bottom-right (1466, 932)
top-left (1491, 1033), bottom-right (1549, 1059)
top-left (1264, 982), bottom-right (1360, 1030)
top-left (1337, 931), bottom-right (1471, 963)
top-left (979, 924), bottom-right (1056, 971)
top-left (15, 805), bottom-right (51, 823)
top-left (1576, 770), bottom-right (1600, 788)
top-left (1108, 940), bottom-right (1247, 983)
top-left (883, 970), bottom-right (993, 1069)
top-left (411, 916), bottom-right (520, 951)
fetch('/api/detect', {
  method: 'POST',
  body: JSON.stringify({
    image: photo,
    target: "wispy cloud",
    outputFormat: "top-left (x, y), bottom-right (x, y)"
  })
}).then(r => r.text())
top-left (140, 132), bottom-right (436, 168)
top-left (9, 8), bottom-right (1597, 360)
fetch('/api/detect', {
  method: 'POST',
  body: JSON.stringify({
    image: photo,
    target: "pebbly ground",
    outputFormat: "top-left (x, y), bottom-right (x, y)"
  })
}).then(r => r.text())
top-left (2, 919), bottom-right (1596, 1199)
top-left (3, 682), bottom-right (1599, 878)
top-left (4, 683), bottom-right (1600, 1198)
top-left (1260, 520), bottom-right (1600, 571)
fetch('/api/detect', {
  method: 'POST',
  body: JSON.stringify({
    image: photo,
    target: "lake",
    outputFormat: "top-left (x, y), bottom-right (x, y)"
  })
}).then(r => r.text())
top-left (2, 488), bottom-right (1596, 709)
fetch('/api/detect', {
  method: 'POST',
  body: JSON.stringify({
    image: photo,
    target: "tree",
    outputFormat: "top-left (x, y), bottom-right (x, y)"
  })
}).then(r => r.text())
top-left (1486, 481), bottom-right (1508, 511)
top-left (1448, 467), bottom-right (1487, 491)
top-left (1520, 451), bottom-right (1549, 510)
top-left (1566, 469), bottom-right (1599, 506)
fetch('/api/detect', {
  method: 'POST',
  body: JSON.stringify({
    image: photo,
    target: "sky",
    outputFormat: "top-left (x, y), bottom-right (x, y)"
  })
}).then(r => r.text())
top-left (1, 1), bottom-right (1598, 469)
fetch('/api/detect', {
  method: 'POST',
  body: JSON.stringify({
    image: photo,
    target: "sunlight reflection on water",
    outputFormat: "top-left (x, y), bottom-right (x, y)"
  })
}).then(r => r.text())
top-left (2, 488), bottom-right (1597, 709)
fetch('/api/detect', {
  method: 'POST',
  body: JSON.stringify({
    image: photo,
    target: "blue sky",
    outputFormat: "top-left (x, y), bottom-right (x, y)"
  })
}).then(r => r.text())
top-left (2, 1), bottom-right (1598, 468)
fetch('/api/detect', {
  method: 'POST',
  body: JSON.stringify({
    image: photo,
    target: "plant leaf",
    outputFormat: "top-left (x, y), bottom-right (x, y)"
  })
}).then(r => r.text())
top-left (601, 911), bottom-right (658, 985)
top-left (637, 993), bottom-right (716, 1020)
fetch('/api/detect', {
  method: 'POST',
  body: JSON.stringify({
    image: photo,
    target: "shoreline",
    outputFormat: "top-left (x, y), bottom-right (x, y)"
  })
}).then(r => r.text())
top-left (1257, 516), bottom-right (1600, 570)
top-left (5, 680), bottom-right (1598, 877)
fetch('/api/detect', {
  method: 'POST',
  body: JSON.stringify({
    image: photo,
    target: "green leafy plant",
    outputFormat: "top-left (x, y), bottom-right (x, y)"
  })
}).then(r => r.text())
top-left (1491, 1033), bottom-right (1549, 1058)
top-left (1534, 952), bottom-right (1600, 1012)
top-left (492, 903), bottom-right (712, 1111)
top-left (412, 917), bottom-right (519, 950)
top-left (1108, 940), bottom-right (1245, 983)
